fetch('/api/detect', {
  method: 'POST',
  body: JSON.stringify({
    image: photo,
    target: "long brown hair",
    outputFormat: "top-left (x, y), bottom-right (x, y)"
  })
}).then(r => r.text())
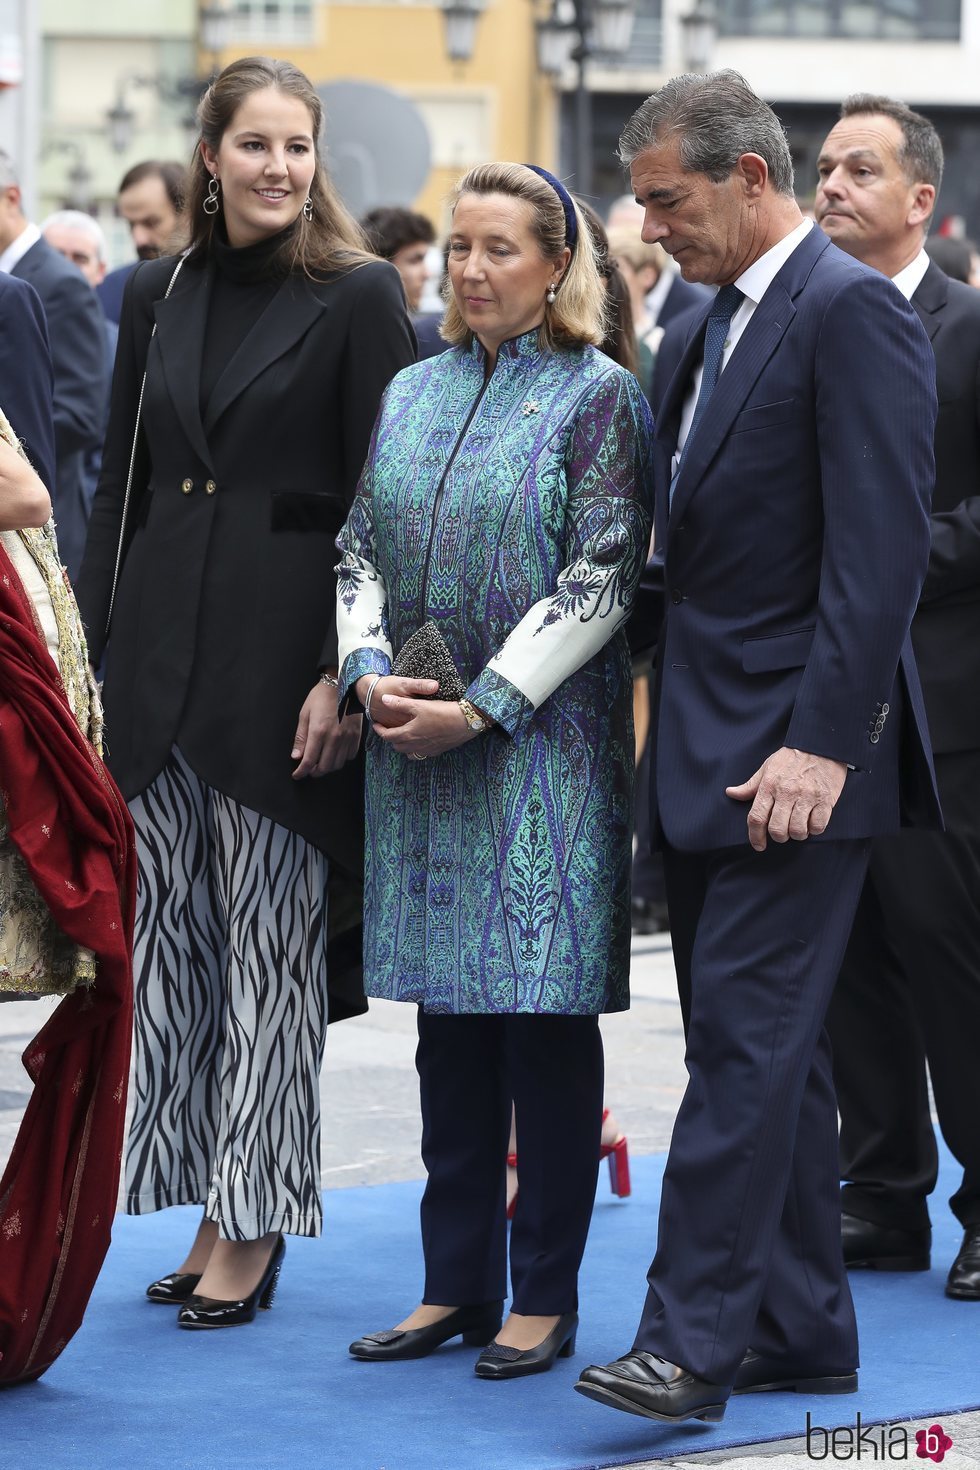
top-left (185, 56), bottom-right (372, 277)
top-left (576, 200), bottom-right (639, 378)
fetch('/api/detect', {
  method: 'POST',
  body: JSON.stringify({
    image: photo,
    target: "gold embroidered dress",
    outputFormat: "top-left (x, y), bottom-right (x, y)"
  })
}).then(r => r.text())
top-left (0, 405), bottom-right (103, 1000)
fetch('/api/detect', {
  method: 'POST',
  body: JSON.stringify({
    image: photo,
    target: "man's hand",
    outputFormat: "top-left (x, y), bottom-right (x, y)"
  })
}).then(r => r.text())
top-left (354, 674), bottom-right (439, 727)
top-left (374, 694), bottom-right (479, 760)
top-left (726, 747), bottom-right (847, 852)
top-left (291, 682), bottom-right (362, 778)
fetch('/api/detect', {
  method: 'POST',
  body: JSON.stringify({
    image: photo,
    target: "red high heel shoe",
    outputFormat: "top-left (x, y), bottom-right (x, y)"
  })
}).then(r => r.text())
top-left (506, 1109), bottom-right (631, 1220)
top-left (599, 1108), bottom-right (631, 1198)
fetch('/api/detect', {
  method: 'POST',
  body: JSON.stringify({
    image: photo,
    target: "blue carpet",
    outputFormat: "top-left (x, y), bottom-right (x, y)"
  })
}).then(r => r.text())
top-left (1, 1145), bottom-right (977, 1470)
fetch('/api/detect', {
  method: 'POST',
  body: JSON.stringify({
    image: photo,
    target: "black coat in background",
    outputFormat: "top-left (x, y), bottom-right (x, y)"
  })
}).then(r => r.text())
top-left (0, 272), bottom-right (55, 492)
top-left (76, 253), bottom-right (416, 1017)
top-left (909, 262), bottom-right (980, 774)
top-left (12, 237), bottom-right (109, 581)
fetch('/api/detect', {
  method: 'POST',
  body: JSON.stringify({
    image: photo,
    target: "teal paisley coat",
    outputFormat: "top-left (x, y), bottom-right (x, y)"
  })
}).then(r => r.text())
top-left (337, 330), bottom-right (653, 1014)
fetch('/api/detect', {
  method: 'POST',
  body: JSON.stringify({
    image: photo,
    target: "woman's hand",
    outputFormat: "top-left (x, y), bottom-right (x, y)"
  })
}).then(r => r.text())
top-left (373, 694), bottom-right (479, 760)
top-left (291, 681), bottom-right (362, 778)
top-left (355, 674), bottom-right (439, 728)
top-left (0, 436), bottom-right (51, 531)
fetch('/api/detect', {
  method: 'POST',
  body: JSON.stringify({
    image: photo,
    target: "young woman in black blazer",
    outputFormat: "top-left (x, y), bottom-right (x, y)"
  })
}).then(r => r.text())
top-left (76, 56), bottom-right (415, 1329)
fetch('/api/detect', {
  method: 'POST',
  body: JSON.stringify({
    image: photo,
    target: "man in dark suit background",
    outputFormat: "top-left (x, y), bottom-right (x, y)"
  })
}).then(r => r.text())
top-left (0, 272), bottom-right (55, 495)
top-left (96, 160), bottom-right (187, 327)
top-left (576, 70), bottom-right (938, 1426)
top-left (0, 151), bottom-right (108, 581)
top-left (816, 97), bottom-right (980, 1301)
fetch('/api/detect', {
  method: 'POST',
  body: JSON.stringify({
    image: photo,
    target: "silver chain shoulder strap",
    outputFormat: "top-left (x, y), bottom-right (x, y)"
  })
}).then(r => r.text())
top-left (104, 252), bottom-right (188, 640)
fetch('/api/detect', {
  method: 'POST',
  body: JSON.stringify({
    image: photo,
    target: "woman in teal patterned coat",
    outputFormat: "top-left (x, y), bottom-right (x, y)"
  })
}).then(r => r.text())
top-left (338, 163), bottom-right (653, 1379)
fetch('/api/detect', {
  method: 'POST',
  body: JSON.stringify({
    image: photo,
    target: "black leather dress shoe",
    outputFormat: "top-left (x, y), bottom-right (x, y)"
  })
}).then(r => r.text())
top-left (575, 1351), bottom-right (728, 1423)
top-left (474, 1312), bottom-right (577, 1379)
top-left (734, 1349), bottom-right (858, 1395)
top-left (145, 1271), bottom-right (202, 1304)
top-left (842, 1212), bottom-right (931, 1271)
top-left (946, 1225), bottom-right (980, 1300)
top-left (176, 1236), bottom-right (285, 1329)
top-left (349, 1302), bottom-right (503, 1361)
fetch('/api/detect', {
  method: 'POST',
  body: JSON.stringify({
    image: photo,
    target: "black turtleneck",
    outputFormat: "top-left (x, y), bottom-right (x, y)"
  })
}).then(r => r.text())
top-left (199, 220), bottom-right (297, 414)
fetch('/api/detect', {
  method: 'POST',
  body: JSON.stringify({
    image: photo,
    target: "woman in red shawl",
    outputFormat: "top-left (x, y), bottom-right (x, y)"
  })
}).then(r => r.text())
top-left (0, 407), bottom-right (135, 1385)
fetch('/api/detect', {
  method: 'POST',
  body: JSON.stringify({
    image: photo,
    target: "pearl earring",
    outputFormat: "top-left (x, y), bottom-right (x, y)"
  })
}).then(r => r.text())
top-left (546, 284), bottom-right (557, 305)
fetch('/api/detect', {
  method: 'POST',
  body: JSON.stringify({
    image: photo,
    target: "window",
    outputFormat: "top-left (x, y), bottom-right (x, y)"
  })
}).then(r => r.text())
top-left (232, 1), bottom-right (316, 44)
top-left (716, 0), bottom-right (960, 40)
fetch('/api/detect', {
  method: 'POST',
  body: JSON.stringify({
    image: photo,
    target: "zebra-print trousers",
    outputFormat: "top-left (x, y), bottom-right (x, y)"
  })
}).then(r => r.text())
top-left (125, 748), bottom-right (329, 1239)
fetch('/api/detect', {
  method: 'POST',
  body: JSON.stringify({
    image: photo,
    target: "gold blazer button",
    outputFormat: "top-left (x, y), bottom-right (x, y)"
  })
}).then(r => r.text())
top-left (181, 478), bottom-right (193, 494)
top-left (205, 480), bottom-right (216, 495)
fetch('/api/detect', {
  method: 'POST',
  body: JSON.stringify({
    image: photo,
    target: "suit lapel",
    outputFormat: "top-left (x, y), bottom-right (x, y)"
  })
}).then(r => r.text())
top-left (911, 261), bottom-right (947, 343)
top-left (667, 227), bottom-right (830, 528)
top-left (203, 274), bottom-right (326, 435)
top-left (668, 281), bottom-right (797, 526)
top-left (154, 262), bottom-right (214, 470)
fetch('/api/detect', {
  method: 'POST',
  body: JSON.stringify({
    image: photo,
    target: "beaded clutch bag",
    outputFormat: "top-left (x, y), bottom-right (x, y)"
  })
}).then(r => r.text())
top-left (392, 620), bottom-right (467, 700)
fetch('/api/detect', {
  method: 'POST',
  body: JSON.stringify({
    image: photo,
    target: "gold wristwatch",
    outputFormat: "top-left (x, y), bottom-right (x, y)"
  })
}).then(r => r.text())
top-left (459, 697), bottom-right (492, 733)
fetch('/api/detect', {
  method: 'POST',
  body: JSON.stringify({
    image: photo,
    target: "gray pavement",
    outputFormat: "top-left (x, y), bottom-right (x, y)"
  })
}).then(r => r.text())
top-left (2, 935), bottom-right (977, 1466)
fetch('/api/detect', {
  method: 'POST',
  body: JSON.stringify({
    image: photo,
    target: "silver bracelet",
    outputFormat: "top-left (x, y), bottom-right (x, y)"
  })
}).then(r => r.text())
top-left (363, 674), bottom-right (383, 725)
top-left (319, 671), bottom-right (339, 689)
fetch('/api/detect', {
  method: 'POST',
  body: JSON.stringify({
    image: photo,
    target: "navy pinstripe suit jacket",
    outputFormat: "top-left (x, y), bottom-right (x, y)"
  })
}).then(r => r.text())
top-left (650, 226), bottom-right (942, 851)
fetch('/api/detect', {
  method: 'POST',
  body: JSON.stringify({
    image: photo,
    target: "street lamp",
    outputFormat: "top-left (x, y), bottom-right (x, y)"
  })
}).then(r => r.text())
top-left (680, 0), bottom-right (717, 72)
top-left (438, 0), bottom-right (489, 64)
top-left (533, 0), bottom-right (635, 197)
top-left (200, 1), bottom-right (235, 72)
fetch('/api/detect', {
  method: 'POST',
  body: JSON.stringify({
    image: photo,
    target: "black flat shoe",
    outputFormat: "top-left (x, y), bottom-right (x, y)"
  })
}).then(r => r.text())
top-left (349, 1302), bottom-right (503, 1361)
top-left (176, 1236), bottom-right (285, 1330)
top-left (842, 1212), bottom-right (930, 1272)
top-left (734, 1348), bottom-right (858, 1395)
top-left (145, 1271), bottom-right (202, 1305)
top-left (946, 1224), bottom-right (980, 1300)
top-left (575, 1351), bottom-right (728, 1423)
top-left (474, 1312), bottom-right (577, 1379)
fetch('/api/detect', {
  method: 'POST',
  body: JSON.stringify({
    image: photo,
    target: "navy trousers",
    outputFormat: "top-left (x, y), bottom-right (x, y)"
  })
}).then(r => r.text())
top-left (633, 837), bottom-right (870, 1385)
top-left (416, 1010), bottom-right (604, 1315)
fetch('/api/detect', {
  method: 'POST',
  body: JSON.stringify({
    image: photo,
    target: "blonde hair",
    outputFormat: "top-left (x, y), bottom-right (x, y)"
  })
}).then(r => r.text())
top-left (605, 227), bottom-right (667, 277)
top-left (440, 162), bottom-right (606, 352)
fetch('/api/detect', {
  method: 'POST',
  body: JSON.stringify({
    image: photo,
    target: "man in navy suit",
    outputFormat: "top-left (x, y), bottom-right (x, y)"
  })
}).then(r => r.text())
top-left (816, 98), bottom-right (980, 1300)
top-left (0, 150), bottom-right (108, 581)
top-left (0, 272), bottom-right (55, 494)
top-left (576, 70), bottom-right (938, 1426)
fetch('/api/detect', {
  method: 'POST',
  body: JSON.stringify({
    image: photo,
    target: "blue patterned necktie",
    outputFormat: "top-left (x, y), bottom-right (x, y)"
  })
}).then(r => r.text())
top-left (671, 283), bottom-right (744, 503)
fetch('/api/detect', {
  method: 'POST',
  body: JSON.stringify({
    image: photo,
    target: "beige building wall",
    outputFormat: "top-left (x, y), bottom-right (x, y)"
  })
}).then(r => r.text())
top-left (210, 0), bottom-right (559, 230)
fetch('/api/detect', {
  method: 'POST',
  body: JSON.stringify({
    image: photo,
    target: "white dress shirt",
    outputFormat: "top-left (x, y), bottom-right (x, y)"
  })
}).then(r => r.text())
top-left (0, 221), bottom-right (40, 275)
top-left (890, 248), bottom-right (931, 302)
top-left (675, 217), bottom-right (814, 464)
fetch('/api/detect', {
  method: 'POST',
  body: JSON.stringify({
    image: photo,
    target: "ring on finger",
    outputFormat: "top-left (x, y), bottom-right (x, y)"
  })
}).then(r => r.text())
top-left (411, 752), bottom-right (427, 761)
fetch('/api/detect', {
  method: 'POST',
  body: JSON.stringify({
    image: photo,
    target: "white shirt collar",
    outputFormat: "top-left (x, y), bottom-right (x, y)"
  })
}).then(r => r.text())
top-left (890, 248), bottom-right (931, 301)
top-left (645, 263), bottom-right (675, 322)
top-left (733, 217), bottom-right (813, 306)
top-left (0, 221), bottom-right (41, 275)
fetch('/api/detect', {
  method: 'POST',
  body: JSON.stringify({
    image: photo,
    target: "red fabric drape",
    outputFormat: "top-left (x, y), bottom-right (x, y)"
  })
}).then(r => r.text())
top-left (0, 541), bottom-right (135, 1385)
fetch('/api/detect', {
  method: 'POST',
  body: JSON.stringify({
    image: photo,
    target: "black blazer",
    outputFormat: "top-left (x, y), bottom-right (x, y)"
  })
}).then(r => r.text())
top-left (908, 262), bottom-right (980, 781)
top-left (77, 252), bottom-right (415, 879)
top-left (12, 237), bottom-right (109, 581)
top-left (0, 272), bottom-right (55, 493)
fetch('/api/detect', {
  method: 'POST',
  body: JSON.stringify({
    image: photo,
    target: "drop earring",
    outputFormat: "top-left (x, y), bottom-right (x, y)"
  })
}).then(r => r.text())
top-left (303, 196), bottom-right (314, 222)
top-left (546, 283), bottom-right (557, 305)
top-left (203, 175), bottom-right (221, 216)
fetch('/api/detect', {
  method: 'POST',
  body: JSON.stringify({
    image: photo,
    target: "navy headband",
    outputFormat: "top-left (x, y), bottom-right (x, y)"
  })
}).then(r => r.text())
top-left (523, 164), bottom-right (578, 249)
